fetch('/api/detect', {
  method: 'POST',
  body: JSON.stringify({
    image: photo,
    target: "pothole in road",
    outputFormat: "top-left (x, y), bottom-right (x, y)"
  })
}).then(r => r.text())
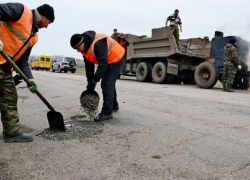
top-left (36, 117), bottom-right (104, 141)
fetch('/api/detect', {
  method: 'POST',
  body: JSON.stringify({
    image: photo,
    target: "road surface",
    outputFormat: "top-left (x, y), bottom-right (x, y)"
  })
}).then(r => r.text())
top-left (1, 70), bottom-right (250, 180)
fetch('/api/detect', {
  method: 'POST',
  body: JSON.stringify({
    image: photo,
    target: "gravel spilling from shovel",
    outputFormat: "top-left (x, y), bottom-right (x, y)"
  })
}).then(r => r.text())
top-left (80, 93), bottom-right (99, 120)
top-left (36, 120), bottom-right (103, 141)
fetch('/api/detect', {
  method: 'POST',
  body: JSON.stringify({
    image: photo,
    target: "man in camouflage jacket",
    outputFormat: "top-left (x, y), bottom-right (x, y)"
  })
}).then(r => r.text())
top-left (111, 29), bottom-right (123, 43)
top-left (221, 39), bottom-right (242, 92)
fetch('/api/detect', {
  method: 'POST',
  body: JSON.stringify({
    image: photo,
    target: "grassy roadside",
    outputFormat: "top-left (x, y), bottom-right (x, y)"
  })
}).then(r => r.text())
top-left (75, 68), bottom-right (86, 75)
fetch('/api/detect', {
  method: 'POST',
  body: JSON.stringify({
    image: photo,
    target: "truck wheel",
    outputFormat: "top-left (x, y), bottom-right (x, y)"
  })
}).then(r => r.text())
top-left (194, 62), bottom-right (219, 89)
top-left (152, 62), bottom-right (174, 84)
top-left (136, 62), bottom-right (152, 82)
top-left (233, 75), bottom-right (250, 90)
top-left (71, 70), bottom-right (76, 73)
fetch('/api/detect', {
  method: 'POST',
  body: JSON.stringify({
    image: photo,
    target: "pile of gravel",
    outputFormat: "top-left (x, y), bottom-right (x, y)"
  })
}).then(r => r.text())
top-left (36, 121), bottom-right (103, 141)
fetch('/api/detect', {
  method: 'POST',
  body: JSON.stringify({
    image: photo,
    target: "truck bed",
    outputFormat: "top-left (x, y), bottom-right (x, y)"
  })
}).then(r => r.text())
top-left (124, 27), bottom-right (206, 61)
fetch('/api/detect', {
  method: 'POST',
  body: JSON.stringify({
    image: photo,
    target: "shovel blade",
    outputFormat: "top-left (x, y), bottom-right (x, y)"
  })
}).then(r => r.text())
top-left (80, 90), bottom-right (99, 99)
top-left (47, 111), bottom-right (66, 131)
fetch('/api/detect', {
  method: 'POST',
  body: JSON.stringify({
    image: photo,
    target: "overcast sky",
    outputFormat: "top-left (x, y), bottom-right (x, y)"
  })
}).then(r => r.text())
top-left (4, 0), bottom-right (250, 59)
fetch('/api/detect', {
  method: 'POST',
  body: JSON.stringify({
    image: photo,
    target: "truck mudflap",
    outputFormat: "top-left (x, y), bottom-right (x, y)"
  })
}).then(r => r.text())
top-left (167, 62), bottom-right (178, 75)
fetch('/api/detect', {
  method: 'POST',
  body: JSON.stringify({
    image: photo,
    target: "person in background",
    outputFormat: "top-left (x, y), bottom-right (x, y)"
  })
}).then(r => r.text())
top-left (0, 3), bottom-right (55, 143)
top-left (111, 29), bottom-right (123, 43)
top-left (165, 9), bottom-right (182, 48)
top-left (221, 39), bottom-right (242, 92)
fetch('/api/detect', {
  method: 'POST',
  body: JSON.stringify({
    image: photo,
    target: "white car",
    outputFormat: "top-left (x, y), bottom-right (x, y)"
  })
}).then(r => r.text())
top-left (52, 56), bottom-right (77, 73)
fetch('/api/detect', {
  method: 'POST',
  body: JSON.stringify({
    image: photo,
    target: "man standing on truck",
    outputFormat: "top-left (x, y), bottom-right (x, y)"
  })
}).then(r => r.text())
top-left (70, 31), bottom-right (125, 121)
top-left (165, 9), bottom-right (182, 48)
top-left (111, 29), bottom-right (124, 43)
top-left (221, 39), bottom-right (242, 92)
top-left (0, 3), bottom-right (55, 143)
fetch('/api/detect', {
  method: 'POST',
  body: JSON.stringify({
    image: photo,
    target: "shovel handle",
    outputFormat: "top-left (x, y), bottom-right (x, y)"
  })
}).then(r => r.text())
top-left (0, 50), bottom-right (55, 112)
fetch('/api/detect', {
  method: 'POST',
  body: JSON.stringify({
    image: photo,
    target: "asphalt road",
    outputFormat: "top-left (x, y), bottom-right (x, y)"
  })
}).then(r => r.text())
top-left (1, 70), bottom-right (250, 180)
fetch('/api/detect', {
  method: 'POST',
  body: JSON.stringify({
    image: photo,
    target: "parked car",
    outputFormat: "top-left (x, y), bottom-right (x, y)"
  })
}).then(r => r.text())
top-left (31, 55), bottom-right (52, 70)
top-left (52, 56), bottom-right (77, 73)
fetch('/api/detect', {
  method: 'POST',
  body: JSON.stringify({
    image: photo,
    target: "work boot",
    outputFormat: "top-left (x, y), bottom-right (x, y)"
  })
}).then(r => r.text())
top-left (222, 82), bottom-right (227, 91)
top-left (4, 133), bottom-right (33, 143)
top-left (95, 113), bottom-right (113, 122)
top-left (113, 106), bottom-right (119, 112)
top-left (226, 83), bottom-right (234, 92)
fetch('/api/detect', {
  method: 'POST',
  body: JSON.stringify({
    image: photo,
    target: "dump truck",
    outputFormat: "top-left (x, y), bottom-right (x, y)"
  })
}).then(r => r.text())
top-left (118, 27), bottom-right (250, 90)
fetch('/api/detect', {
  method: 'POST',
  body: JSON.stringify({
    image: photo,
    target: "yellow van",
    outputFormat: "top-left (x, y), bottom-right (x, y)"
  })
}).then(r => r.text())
top-left (31, 55), bottom-right (52, 70)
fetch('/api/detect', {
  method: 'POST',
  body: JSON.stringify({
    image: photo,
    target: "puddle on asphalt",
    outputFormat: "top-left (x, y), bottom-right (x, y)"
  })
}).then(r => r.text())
top-left (18, 96), bottom-right (29, 100)
top-left (36, 116), bottom-right (104, 141)
top-left (16, 87), bottom-right (27, 90)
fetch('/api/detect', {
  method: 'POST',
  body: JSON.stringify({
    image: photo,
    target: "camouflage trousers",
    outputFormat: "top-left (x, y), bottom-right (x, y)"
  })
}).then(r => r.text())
top-left (170, 26), bottom-right (180, 47)
top-left (0, 65), bottom-right (22, 139)
top-left (221, 61), bottom-right (237, 84)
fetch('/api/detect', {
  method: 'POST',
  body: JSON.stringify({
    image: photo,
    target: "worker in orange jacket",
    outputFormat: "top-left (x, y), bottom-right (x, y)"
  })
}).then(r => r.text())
top-left (0, 3), bottom-right (55, 143)
top-left (70, 31), bottom-right (125, 121)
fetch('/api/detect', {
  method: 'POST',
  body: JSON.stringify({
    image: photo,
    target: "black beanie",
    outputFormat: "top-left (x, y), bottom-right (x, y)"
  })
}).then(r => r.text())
top-left (37, 4), bottom-right (55, 22)
top-left (70, 34), bottom-right (85, 49)
top-left (229, 39), bottom-right (237, 44)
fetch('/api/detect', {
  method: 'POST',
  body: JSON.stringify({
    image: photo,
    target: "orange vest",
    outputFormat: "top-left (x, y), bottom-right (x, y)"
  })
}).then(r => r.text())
top-left (82, 33), bottom-right (125, 64)
top-left (0, 4), bottom-right (38, 64)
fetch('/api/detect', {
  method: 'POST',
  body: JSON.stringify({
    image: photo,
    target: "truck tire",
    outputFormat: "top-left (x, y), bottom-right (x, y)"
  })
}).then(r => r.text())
top-left (233, 75), bottom-right (250, 90)
top-left (136, 62), bottom-right (152, 82)
top-left (152, 62), bottom-right (174, 84)
top-left (194, 62), bottom-right (219, 89)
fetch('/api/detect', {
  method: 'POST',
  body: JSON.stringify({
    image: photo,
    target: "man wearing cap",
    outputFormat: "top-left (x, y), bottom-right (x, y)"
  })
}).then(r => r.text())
top-left (70, 31), bottom-right (125, 121)
top-left (221, 39), bottom-right (242, 92)
top-left (0, 3), bottom-right (55, 142)
top-left (111, 29), bottom-right (123, 43)
top-left (165, 9), bottom-right (182, 48)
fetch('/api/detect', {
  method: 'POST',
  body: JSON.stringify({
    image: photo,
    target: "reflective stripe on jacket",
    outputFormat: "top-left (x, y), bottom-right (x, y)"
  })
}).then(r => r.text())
top-left (0, 4), bottom-right (38, 64)
top-left (82, 33), bottom-right (125, 64)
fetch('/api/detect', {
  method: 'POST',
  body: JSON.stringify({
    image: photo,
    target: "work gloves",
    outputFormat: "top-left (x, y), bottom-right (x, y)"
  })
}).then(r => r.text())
top-left (86, 79), bottom-right (97, 91)
top-left (238, 65), bottom-right (242, 71)
top-left (0, 40), bottom-right (3, 51)
top-left (27, 79), bottom-right (37, 93)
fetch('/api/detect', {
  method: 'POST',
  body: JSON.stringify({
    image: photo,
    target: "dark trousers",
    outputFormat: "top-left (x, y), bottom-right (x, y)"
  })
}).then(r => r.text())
top-left (100, 60), bottom-right (122, 115)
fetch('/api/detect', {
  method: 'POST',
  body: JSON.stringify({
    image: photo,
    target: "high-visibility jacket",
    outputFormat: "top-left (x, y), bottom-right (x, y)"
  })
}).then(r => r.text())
top-left (0, 4), bottom-right (38, 64)
top-left (82, 33), bottom-right (125, 64)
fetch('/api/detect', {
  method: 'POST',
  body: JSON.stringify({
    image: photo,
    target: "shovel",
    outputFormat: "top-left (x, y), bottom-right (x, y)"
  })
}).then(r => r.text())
top-left (0, 50), bottom-right (66, 131)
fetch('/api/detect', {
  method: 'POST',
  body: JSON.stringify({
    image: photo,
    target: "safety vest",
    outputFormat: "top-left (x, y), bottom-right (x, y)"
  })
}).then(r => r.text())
top-left (82, 33), bottom-right (125, 64)
top-left (0, 4), bottom-right (38, 64)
